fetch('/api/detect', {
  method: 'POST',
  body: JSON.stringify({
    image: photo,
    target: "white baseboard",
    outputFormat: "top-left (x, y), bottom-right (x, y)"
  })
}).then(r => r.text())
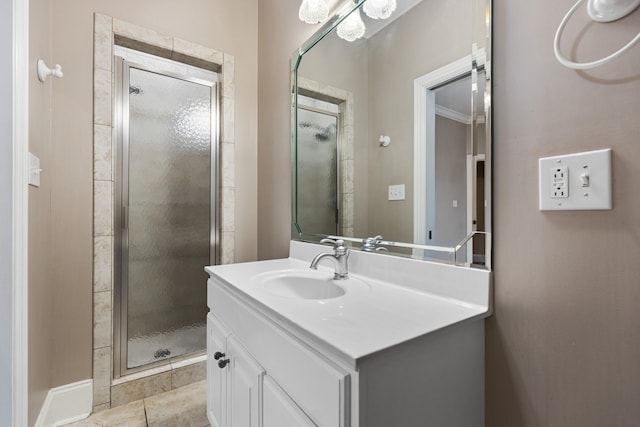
top-left (34, 379), bottom-right (93, 427)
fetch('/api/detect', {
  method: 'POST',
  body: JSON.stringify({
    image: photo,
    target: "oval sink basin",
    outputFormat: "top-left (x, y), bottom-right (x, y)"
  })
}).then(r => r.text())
top-left (263, 275), bottom-right (346, 300)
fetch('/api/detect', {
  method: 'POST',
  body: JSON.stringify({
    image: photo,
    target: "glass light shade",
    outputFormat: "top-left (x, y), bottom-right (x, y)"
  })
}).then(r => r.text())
top-left (363, 0), bottom-right (397, 19)
top-left (299, 0), bottom-right (329, 24)
top-left (337, 8), bottom-right (366, 42)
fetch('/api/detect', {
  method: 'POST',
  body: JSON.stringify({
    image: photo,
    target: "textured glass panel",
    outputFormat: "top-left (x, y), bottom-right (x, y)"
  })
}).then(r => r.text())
top-left (126, 67), bottom-right (211, 368)
top-left (296, 107), bottom-right (338, 235)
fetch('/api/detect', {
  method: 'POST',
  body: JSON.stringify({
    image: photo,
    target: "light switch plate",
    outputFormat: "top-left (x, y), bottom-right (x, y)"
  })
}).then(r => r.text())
top-left (29, 152), bottom-right (41, 188)
top-left (388, 184), bottom-right (405, 201)
top-left (539, 148), bottom-right (612, 211)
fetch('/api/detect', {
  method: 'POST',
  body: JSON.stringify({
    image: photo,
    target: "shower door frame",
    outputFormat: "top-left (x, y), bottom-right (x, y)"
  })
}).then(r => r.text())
top-left (113, 56), bottom-right (220, 378)
top-left (296, 101), bottom-right (342, 236)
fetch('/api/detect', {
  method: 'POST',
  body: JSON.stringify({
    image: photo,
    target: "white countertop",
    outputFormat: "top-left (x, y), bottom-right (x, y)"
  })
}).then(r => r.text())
top-left (206, 241), bottom-right (491, 365)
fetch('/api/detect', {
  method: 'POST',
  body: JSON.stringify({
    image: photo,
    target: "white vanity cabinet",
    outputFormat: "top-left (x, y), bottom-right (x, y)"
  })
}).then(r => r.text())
top-left (207, 311), bottom-right (324, 427)
top-left (206, 242), bottom-right (491, 427)
top-left (207, 315), bottom-right (268, 427)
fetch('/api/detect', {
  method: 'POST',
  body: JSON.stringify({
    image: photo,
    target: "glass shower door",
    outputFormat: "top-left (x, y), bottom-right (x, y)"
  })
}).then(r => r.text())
top-left (117, 59), bottom-right (218, 372)
top-left (295, 105), bottom-right (340, 236)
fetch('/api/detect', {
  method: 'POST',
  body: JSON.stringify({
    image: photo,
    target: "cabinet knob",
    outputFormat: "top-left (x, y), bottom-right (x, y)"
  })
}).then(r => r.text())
top-left (214, 351), bottom-right (225, 360)
top-left (218, 359), bottom-right (230, 369)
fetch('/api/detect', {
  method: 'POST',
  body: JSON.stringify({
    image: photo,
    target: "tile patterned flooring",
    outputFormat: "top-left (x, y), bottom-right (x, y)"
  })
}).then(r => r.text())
top-left (63, 381), bottom-right (209, 427)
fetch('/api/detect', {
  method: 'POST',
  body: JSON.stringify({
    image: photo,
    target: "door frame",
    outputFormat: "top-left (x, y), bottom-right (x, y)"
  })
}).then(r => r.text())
top-left (12, 0), bottom-right (30, 424)
top-left (413, 51), bottom-right (486, 251)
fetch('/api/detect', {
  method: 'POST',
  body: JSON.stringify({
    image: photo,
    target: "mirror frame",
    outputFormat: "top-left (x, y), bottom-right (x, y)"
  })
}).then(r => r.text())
top-left (291, 0), bottom-right (493, 269)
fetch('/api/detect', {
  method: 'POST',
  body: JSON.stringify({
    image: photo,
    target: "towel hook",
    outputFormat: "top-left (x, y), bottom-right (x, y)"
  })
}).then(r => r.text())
top-left (37, 59), bottom-right (64, 82)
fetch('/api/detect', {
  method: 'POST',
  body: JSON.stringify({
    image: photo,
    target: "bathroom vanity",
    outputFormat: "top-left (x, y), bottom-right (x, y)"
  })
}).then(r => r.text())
top-left (206, 241), bottom-right (491, 427)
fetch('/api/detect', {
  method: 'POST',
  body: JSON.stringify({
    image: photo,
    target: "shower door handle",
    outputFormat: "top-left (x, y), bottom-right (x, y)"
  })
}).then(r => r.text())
top-left (123, 206), bottom-right (128, 230)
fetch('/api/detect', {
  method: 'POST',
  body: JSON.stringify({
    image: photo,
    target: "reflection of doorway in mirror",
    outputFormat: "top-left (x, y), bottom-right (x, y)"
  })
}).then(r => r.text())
top-left (413, 52), bottom-right (488, 264)
top-left (297, 77), bottom-right (354, 237)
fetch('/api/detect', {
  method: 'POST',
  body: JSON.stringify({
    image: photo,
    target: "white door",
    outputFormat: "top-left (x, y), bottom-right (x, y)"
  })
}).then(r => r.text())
top-left (207, 314), bottom-right (229, 427)
top-left (227, 336), bottom-right (265, 427)
top-left (263, 376), bottom-right (317, 427)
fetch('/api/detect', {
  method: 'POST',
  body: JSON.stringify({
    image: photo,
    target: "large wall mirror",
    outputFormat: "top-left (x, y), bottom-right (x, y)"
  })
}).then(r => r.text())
top-left (292, 0), bottom-right (492, 269)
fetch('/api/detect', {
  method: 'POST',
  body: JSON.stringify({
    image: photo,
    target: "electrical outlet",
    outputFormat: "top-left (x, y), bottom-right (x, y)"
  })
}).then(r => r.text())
top-left (388, 184), bottom-right (405, 201)
top-left (550, 166), bottom-right (568, 198)
top-left (539, 148), bottom-right (612, 211)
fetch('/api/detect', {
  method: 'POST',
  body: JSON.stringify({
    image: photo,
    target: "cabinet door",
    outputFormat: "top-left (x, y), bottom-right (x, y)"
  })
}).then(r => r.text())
top-left (227, 336), bottom-right (265, 427)
top-left (207, 314), bottom-right (229, 427)
top-left (263, 376), bottom-right (317, 427)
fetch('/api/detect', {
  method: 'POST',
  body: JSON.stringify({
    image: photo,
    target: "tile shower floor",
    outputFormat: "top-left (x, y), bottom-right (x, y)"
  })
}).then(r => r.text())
top-left (63, 381), bottom-right (209, 427)
top-left (128, 323), bottom-right (207, 368)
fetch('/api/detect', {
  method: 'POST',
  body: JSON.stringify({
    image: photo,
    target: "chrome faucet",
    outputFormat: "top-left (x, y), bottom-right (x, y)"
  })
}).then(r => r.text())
top-left (361, 235), bottom-right (388, 252)
top-left (309, 239), bottom-right (350, 280)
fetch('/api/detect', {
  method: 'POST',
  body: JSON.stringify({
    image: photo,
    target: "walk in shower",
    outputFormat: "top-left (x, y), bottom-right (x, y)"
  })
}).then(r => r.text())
top-left (114, 48), bottom-right (219, 376)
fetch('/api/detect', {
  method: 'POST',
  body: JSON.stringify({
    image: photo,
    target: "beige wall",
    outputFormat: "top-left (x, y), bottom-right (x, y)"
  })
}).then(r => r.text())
top-left (259, 0), bottom-right (640, 425)
top-left (297, 33), bottom-right (370, 237)
top-left (28, 0), bottom-right (54, 423)
top-left (257, 2), bottom-right (318, 259)
top-left (41, 0), bottom-right (258, 390)
top-left (367, 0), bottom-right (471, 244)
top-left (488, 0), bottom-right (640, 425)
top-left (434, 116), bottom-right (468, 249)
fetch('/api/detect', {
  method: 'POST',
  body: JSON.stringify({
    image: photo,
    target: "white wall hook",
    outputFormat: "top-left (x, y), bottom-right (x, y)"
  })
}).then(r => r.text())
top-left (37, 59), bottom-right (64, 82)
top-left (379, 135), bottom-right (391, 147)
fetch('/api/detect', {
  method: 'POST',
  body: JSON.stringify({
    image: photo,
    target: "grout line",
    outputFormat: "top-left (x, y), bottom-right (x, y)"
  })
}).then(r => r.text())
top-left (143, 399), bottom-right (149, 427)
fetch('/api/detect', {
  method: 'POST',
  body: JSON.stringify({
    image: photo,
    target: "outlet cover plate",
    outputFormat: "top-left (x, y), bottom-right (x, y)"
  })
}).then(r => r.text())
top-left (539, 148), bottom-right (612, 211)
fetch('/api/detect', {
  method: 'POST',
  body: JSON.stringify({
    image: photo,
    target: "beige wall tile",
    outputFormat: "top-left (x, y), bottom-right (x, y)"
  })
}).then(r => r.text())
top-left (93, 124), bottom-right (113, 181)
top-left (111, 372), bottom-right (171, 407)
top-left (93, 291), bottom-right (112, 349)
top-left (93, 68), bottom-right (112, 126)
top-left (94, 14), bottom-right (113, 71)
top-left (221, 142), bottom-right (235, 189)
top-left (221, 231), bottom-right (235, 265)
top-left (93, 346), bottom-right (111, 406)
top-left (342, 159), bottom-right (354, 194)
top-left (93, 236), bottom-right (112, 293)
top-left (221, 187), bottom-right (235, 233)
top-left (222, 97), bottom-right (235, 143)
top-left (222, 53), bottom-right (235, 100)
top-left (170, 361), bottom-right (206, 389)
top-left (93, 180), bottom-right (113, 236)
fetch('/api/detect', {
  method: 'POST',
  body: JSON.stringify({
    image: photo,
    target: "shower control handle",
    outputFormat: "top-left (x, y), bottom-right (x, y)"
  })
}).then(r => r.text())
top-left (214, 351), bottom-right (225, 360)
top-left (218, 359), bottom-right (230, 369)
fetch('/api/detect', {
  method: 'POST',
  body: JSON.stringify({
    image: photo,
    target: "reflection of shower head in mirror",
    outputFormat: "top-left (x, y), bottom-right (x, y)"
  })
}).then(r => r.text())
top-left (554, 0), bottom-right (640, 69)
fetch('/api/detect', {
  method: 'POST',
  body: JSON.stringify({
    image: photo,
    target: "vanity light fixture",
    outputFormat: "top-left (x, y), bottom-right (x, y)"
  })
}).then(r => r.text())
top-left (363, 0), bottom-right (397, 19)
top-left (299, 0), bottom-right (329, 24)
top-left (337, 7), bottom-right (366, 41)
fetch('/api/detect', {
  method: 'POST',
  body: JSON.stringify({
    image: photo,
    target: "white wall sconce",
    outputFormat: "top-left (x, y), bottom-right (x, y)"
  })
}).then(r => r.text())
top-left (337, 7), bottom-right (366, 41)
top-left (363, 0), bottom-right (397, 20)
top-left (379, 135), bottom-right (391, 147)
top-left (299, 0), bottom-right (329, 24)
top-left (37, 59), bottom-right (63, 82)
